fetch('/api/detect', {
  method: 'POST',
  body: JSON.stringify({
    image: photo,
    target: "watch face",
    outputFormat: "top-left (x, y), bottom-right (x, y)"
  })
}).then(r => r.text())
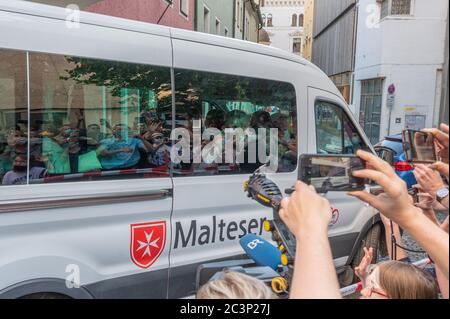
top-left (437, 187), bottom-right (449, 200)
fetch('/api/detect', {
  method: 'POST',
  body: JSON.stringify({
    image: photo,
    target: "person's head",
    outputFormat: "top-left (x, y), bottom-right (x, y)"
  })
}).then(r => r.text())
top-left (204, 109), bottom-right (225, 130)
top-left (196, 270), bottom-right (277, 299)
top-left (112, 124), bottom-right (129, 139)
top-left (360, 261), bottom-right (438, 299)
top-left (12, 154), bottom-right (27, 172)
top-left (250, 111), bottom-right (271, 129)
top-left (87, 124), bottom-right (100, 134)
top-left (225, 110), bottom-right (249, 129)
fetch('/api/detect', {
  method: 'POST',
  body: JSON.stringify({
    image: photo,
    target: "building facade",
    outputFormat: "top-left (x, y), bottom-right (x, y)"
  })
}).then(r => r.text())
top-left (260, 0), bottom-right (305, 56)
top-left (302, 0), bottom-right (314, 61)
top-left (353, 0), bottom-right (449, 143)
top-left (312, 0), bottom-right (358, 105)
top-left (234, 0), bottom-right (264, 42)
top-left (195, 0), bottom-right (234, 37)
top-left (26, 0), bottom-right (195, 30)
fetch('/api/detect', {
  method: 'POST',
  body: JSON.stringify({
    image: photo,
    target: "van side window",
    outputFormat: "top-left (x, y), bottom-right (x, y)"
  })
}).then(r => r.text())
top-left (0, 49), bottom-right (29, 186)
top-left (173, 69), bottom-right (298, 176)
top-left (315, 101), bottom-right (366, 154)
top-left (26, 52), bottom-right (171, 184)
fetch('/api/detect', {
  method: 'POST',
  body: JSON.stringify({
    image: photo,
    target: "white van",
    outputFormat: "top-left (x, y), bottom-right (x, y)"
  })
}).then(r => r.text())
top-left (0, 0), bottom-right (382, 299)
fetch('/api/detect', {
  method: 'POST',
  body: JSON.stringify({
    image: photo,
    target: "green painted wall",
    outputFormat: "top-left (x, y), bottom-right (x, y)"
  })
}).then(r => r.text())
top-left (196, 0), bottom-right (234, 37)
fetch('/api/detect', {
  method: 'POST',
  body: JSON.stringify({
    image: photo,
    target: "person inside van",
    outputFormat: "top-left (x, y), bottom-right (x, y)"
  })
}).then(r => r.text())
top-left (2, 154), bottom-right (47, 185)
top-left (97, 124), bottom-right (152, 170)
top-left (54, 124), bottom-right (84, 174)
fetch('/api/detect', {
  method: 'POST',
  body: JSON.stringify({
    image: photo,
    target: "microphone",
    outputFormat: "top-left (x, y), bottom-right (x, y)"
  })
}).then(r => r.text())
top-left (239, 233), bottom-right (282, 270)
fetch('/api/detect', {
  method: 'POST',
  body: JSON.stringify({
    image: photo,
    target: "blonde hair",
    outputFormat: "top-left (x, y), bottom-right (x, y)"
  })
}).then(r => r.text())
top-left (197, 271), bottom-right (277, 299)
top-left (377, 261), bottom-right (439, 299)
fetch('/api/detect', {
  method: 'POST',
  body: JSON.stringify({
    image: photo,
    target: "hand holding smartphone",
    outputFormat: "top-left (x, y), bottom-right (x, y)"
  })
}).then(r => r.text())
top-left (299, 154), bottom-right (367, 193)
top-left (402, 129), bottom-right (437, 163)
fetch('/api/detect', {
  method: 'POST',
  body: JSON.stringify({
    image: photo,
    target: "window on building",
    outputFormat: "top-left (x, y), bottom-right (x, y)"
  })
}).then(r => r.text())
top-left (291, 14), bottom-right (297, 27)
top-left (315, 101), bottom-right (367, 155)
top-left (204, 6), bottom-right (210, 33)
top-left (215, 18), bottom-right (221, 35)
top-left (299, 13), bottom-right (304, 27)
top-left (262, 14), bottom-right (266, 27)
top-left (0, 49), bottom-right (173, 186)
top-left (380, 0), bottom-right (412, 19)
top-left (292, 38), bottom-right (301, 54)
top-left (173, 69), bottom-right (298, 176)
top-left (224, 28), bottom-right (229, 37)
top-left (267, 14), bottom-right (273, 27)
top-left (359, 78), bottom-right (383, 144)
top-left (180, 0), bottom-right (189, 17)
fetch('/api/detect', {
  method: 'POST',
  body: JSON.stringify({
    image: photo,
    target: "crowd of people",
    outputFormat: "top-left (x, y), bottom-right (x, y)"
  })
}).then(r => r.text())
top-left (0, 115), bottom-right (172, 185)
top-left (198, 124), bottom-right (449, 299)
top-left (0, 107), bottom-right (297, 185)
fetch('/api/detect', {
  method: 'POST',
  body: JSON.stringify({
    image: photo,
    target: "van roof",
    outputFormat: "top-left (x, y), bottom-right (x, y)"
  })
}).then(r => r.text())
top-left (1, 0), bottom-right (317, 68)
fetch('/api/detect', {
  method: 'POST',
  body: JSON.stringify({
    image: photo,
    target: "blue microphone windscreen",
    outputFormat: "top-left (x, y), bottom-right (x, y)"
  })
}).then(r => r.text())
top-left (239, 233), bottom-right (281, 270)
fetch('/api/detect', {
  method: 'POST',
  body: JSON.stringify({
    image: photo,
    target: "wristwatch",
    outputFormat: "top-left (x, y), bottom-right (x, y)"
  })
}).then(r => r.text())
top-left (436, 187), bottom-right (449, 203)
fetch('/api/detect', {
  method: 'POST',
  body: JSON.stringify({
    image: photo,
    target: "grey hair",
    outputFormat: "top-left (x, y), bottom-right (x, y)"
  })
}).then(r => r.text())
top-left (196, 270), bottom-right (278, 299)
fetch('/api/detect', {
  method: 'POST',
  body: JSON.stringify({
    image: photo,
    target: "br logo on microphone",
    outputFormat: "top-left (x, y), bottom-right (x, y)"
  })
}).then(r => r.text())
top-left (247, 238), bottom-right (264, 250)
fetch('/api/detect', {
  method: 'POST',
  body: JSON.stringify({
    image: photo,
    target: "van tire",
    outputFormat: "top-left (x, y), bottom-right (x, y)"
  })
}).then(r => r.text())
top-left (350, 223), bottom-right (382, 283)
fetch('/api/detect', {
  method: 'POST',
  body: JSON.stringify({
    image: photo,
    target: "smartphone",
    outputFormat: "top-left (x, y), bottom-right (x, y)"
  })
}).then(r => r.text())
top-left (299, 154), bottom-right (367, 193)
top-left (402, 129), bottom-right (437, 163)
top-left (408, 186), bottom-right (420, 204)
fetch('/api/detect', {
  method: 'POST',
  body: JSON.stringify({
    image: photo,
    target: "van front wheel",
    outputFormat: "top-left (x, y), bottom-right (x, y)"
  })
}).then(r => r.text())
top-left (350, 223), bottom-right (382, 283)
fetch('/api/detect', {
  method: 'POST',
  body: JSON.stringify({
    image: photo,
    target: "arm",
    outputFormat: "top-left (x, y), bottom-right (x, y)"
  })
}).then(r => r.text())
top-left (280, 182), bottom-right (341, 299)
top-left (350, 150), bottom-right (449, 278)
top-left (292, 228), bottom-right (341, 299)
top-left (436, 217), bottom-right (449, 299)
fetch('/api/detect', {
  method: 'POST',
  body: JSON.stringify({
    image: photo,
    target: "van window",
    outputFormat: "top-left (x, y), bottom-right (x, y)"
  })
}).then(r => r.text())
top-left (0, 49), bottom-right (29, 185)
top-left (2, 51), bottom-right (172, 185)
top-left (172, 69), bottom-right (298, 176)
top-left (315, 101), bottom-right (366, 154)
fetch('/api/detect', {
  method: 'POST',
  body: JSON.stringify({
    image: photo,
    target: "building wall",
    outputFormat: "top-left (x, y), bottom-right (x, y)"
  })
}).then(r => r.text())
top-left (260, 0), bottom-right (305, 55)
top-left (312, 0), bottom-right (357, 77)
top-left (353, 0), bottom-right (448, 140)
top-left (303, 0), bottom-right (314, 61)
top-left (440, 10), bottom-right (449, 125)
top-left (84, 0), bottom-right (195, 30)
top-left (196, 0), bottom-right (234, 37)
top-left (235, 0), bottom-right (263, 42)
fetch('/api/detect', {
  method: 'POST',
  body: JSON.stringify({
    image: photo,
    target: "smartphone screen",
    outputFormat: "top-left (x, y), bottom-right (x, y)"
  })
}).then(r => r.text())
top-left (299, 154), bottom-right (367, 193)
top-left (403, 130), bottom-right (437, 163)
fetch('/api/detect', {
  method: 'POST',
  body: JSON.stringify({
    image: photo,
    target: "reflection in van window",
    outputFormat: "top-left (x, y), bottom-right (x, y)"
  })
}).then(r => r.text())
top-left (27, 52), bottom-right (172, 183)
top-left (315, 101), bottom-right (365, 155)
top-left (0, 49), bottom-right (35, 185)
top-left (173, 69), bottom-right (298, 176)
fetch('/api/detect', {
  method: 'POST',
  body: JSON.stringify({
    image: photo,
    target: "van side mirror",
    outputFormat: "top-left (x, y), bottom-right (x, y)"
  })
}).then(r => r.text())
top-left (374, 146), bottom-right (395, 166)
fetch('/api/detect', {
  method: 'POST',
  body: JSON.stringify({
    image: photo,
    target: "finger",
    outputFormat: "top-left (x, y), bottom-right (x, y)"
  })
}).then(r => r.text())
top-left (357, 150), bottom-right (396, 178)
top-left (280, 197), bottom-right (290, 210)
top-left (430, 162), bottom-right (449, 177)
top-left (348, 191), bottom-right (381, 208)
top-left (423, 128), bottom-right (449, 147)
top-left (352, 169), bottom-right (396, 192)
top-left (441, 123), bottom-right (449, 134)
